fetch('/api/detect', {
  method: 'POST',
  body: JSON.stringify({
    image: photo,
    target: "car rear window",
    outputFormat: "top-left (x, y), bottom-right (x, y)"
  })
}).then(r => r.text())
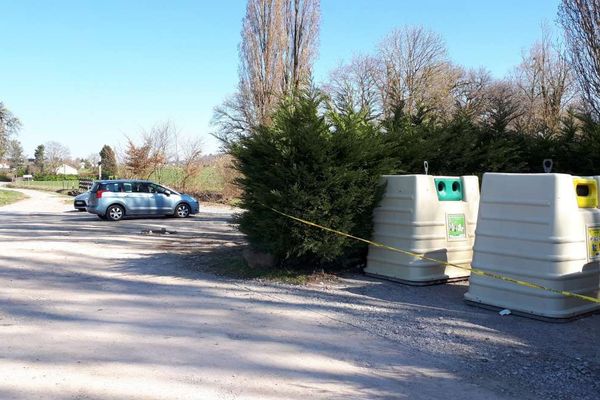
top-left (99, 183), bottom-right (120, 192)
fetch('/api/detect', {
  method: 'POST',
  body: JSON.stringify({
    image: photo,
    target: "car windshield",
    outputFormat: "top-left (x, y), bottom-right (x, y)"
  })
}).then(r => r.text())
top-left (150, 183), bottom-right (179, 195)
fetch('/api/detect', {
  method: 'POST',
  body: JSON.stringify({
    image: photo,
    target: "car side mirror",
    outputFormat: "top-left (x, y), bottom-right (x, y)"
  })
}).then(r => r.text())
top-left (164, 191), bottom-right (171, 196)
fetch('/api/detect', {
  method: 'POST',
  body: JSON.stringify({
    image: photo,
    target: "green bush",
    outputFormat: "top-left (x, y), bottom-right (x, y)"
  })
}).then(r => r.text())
top-left (230, 92), bottom-right (398, 268)
top-left (390, 116), bottom-right (528, 176)
top-left (226, 92), bottom-right (600, 271)
top-left (32, 174), bottom-right (79, 181)
top-left (384, 110), bottom-right (600, 178)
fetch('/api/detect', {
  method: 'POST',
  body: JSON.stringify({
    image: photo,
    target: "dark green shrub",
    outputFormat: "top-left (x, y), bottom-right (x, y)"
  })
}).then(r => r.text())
top-left (229, 92), bottom-right (398, 268)
top-left (384, 109), bottom-right (600, 177)
top-left (227, 92), bottom-right (600, 271)
top-left (100, 145), bottom-right (119, 179)
top-left (386, 114), bottom-right (527, 176)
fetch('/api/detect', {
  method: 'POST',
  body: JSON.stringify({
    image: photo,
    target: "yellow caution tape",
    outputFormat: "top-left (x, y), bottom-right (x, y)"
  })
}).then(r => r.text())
top-left (266, 206), bottom-right (600, 305)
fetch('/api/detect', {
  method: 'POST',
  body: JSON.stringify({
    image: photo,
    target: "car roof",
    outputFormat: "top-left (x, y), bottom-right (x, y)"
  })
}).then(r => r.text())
top-left (96, 179), bottom-right (152, 183)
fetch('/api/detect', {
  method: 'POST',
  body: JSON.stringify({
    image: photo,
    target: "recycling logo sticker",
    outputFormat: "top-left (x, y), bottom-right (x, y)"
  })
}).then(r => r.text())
top-left (587, 226), bottom-right (600, 261)
top-left (447, 214), bottom-right (467, 241)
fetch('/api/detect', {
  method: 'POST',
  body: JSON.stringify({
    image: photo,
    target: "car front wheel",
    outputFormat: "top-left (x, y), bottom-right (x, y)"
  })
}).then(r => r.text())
top-left (175, 203), bottom-right (190, 218)
top-left (106, 205), bottom-right (125, 221)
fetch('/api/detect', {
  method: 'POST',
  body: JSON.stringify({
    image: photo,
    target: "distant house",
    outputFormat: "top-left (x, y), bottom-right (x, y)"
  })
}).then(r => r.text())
top-left (0, 162), bottom-right (10, 170)
top-left (54, 164), bottom-right (79, 175)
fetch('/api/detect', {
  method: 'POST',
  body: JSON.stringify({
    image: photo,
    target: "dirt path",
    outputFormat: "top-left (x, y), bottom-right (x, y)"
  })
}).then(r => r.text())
top-left (0, 186), bottom-right (517, 400)
top-left (1, 186), bottom-right (597, 399)
top-left (0, 182), bottom-right (72, 213)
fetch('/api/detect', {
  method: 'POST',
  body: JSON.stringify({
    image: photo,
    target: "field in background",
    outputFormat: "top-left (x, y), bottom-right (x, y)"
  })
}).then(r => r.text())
top-left (150, 166), bottom-right (225, 193)
top-left (9, 167), bottom-right (223, 194)
top-left (9, 180), bottom-right (80, 192)
top-left (8, 166), bottom-right (240, 204)
top-left (6, 156), bottom-right (241, 204)
top-left (148, 156), bottom-right (241, 203)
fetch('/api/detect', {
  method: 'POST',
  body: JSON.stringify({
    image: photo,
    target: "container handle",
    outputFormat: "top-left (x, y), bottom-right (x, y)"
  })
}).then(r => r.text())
top-left (424, 161), bottom-right (429, 175)
top-left (543, 159), bottom-right (553, 173)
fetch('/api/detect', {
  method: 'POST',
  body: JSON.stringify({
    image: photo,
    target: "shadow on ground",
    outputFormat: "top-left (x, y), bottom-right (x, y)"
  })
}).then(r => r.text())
top-left (0, 210), bottom-right (597, 399)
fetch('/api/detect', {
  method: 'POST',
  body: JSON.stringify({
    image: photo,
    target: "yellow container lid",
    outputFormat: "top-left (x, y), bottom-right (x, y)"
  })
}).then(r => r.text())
top-left (573, 178), bottom-right (598, 208)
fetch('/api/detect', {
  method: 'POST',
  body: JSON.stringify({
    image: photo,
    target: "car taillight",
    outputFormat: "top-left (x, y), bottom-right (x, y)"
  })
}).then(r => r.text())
top-left (96, 190), bottom-right (106, 198)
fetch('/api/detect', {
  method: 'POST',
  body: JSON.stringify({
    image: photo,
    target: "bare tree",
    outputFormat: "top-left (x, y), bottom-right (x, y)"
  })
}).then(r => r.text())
top-left (513, 26), bottom-right (573, 136)
top-left (239, 0), bottom-right (287, 127)
top-left (123, 137), bottom-right (152, 179)
top-left (452, 67), bottom-right (493, 120)
top-left (283, 0), bottom-right (320, 92)
top-left (144, 121), bottom-right (176, 181)
top-left (178, 138), bottom-right (204, 192)
top-left (213, 0), bottom-right (320, 143)
top-left (122, 122), bottom-right (177, 180)
top-left (482, 81), bottom-right (524, 134)
top-left (0, 102), bottom-right (21, 160)
top-left (377, 26), bottom-right (457, 122)
top-left (323, 55), bottom-right (382, 119)
top-left (86, 153), bottom-right (100, 168)
top-left (559, 0), bottom-right (600, 119)
top-left (44, 141), bottom-right (71, 172)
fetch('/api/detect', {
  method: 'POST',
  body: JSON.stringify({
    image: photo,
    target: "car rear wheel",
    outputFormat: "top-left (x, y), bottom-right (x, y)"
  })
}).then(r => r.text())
top-left (175, 203), bottom-right (190, 218)
top-left (106, 205), bottom-right (125, 221)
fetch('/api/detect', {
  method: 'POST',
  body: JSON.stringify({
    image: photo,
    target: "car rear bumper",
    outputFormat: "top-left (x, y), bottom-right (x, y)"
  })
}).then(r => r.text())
top-left (86, 205), bottom-right (104, 215)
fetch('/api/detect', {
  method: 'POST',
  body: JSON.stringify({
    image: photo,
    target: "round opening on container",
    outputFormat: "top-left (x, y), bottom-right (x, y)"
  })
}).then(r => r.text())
top-left (437, 182), bottom-right (445, 192)
top-left (576, 184), bottom-right (590, 197)
top-left (452, 182), bottom-right (460, 192)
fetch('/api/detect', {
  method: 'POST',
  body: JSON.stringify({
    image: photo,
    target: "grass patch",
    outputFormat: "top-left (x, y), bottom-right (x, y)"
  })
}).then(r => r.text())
top-left (228, 198), bottom-right (242, 207)
top-left (8, 180), bottom-right (80, 192)
top-left (206, 254), bottom-right (339, 285)
top-left (0, 189), bottom-right (27, 206)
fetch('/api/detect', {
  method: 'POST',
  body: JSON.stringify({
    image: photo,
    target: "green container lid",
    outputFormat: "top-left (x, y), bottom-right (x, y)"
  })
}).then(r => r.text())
top-left (434, 178), bottom-right (463, 201)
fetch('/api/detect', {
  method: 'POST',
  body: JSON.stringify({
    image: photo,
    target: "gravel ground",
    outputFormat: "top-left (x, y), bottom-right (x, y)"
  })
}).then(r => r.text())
top-left (236, 278), bottom-right (600, 400)
top-left (1, 184), bottom-right (598, 399)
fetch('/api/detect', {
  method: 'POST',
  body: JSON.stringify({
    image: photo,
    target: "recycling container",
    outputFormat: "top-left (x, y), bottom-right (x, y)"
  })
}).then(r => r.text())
top-left (365, 175), bottom-right (480, 285)
top-left (465, 173), bottom-right (600, 320)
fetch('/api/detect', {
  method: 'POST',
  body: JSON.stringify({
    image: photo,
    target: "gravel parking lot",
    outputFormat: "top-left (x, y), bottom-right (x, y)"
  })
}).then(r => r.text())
top-left (0, 185), bottom-right (598, 399)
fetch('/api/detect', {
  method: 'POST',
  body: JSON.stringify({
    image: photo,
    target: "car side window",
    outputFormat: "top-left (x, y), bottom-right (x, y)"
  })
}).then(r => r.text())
top-left (100, 183), bottom-right (119, 192)
top-left (132, 182), bottom-right (152, 193)
top-left (122, 183), bottom-right (133, 192)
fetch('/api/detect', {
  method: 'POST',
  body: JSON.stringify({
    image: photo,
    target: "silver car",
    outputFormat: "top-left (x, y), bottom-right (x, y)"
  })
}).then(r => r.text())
top-left (74, 191), bottom-right (90, 211)
top-left (86, 180), bottom-right (200, 221)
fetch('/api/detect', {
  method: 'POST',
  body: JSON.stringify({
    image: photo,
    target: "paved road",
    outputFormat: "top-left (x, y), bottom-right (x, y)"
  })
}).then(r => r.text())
top-left (0, 186), bottom-right (596, 399)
